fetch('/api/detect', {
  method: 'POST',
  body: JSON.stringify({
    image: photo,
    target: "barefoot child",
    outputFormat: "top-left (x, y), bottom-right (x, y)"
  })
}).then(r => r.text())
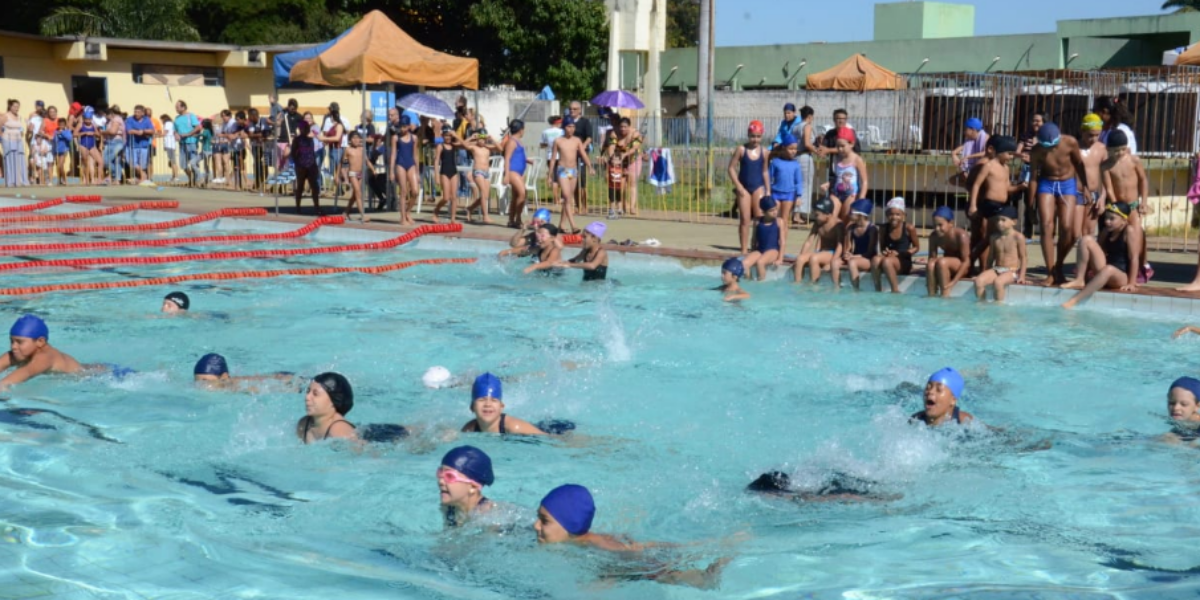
top-left (1077, 114), bottom-right (1108, 238)
top-left (872, 197), bottom-right (920, 293)
top-left (503, 120), bottom-right (531, 229)
top-left (342, 131), bottom-right (367, 222)
top-left (606, 155), bottom-right (625, 219)
top-left (550, 116), bottom-right (592, 234)
top-left (1101, 130), bottom-right (1150, 284)
top-left (718, 257), bottom-right (750, 301)
top-left (968, 135), bottom-right (1020, 270)
top-left (560, 221), bottom-right (609, 281)
top-left (742, 197), bottom-right (783, 280)
top-left (0, 315), bottom-right (83, 388)
top-left (974, 205), bottom-right (1027, 302)
top-left (769, 133), bottom-right (803, 250)
top-left (728, 121), bottom-right (770, 253)
top-left (792, 197), bottom-right (844, 285)
top-left (1061, 202), bottom-right (1139, 308)
top-left (927, 206), bottom-right (971, 298)
top-left (534, 484), bottom-right (728, 589)
top-left (464, 129), bottom-right (498, 223)
top-left (830, 129), bottom-right (868, 222)
top-left (432, 129), bottom-right (460, 224)
top-left (841, 199), bottom-right (878, 290)
top-left (1028, 122), bottom-right (1090, 284)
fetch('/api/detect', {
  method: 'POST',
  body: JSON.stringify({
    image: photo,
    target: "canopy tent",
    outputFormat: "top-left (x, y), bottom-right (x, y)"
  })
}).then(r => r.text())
top-left (287, 10), bottom-right (478, 89)
top-left (272, 29), bottom-right (352, 89)
top-left (806, 54), bottom-right (903, 91)
top-left (1176, 43), bottom-right (1200, 66)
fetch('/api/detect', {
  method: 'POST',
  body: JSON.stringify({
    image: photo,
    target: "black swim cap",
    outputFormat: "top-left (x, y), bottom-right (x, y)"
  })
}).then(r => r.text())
top-left (1106, 129), bottom-right (1129, 149)
top-left (313, 372), bottom-right (354, 415)
top-left (747, 471), bottom-right (792, 493)
top-left (539, 223), bottom-right (560, 236)
top-left (165, 291), bottom-right (190, 310)
top-left (991, 135), bottom-right (1018, 154)
top-left (194, 353), bottom-right (229, 376)
top-left (509, 119), bottom-right (525, 134)
top-left (998, 203), bottom-right (1018, 220)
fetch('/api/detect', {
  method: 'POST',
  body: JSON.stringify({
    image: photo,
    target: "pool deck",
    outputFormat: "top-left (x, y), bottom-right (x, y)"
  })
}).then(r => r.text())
top-left (13, 183), bottom-right (1200, 307)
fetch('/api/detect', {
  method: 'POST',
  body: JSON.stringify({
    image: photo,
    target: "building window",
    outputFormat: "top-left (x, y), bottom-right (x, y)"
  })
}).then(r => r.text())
top-left (132, 64), bottom-right (223, 87)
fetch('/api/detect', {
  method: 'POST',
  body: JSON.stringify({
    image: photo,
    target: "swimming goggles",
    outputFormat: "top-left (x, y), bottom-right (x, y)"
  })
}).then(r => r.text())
top-left (438, 467), bottom-right (480, 487)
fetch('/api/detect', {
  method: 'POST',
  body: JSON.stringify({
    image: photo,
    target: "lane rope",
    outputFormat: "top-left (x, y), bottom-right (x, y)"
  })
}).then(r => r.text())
top-left (0, 207), bottom-right (267, 237)
top-left (0, 195), bottom-right (102, 213)
top-left (0, 201), bottom-right (179, 224)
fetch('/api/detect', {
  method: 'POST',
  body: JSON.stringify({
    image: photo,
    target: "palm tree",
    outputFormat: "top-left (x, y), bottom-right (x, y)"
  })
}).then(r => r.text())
top-left (1163, 0), bottom-right (1200, 12)
top-left (41, 0), bottom-right (200, 41)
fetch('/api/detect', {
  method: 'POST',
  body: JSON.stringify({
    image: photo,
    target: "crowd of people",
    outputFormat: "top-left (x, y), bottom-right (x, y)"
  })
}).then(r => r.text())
top-left (718, 98), bottom-right (1181, 307)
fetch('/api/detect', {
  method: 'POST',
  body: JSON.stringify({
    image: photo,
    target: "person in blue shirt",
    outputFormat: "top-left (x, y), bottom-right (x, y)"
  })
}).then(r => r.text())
top-left (54, 117), bottom-right (72, 185)
top-left (173, 101), bottom-right (202, 187)
top-left (772, 102), bottom-right (802, 149)
top-left (125, 105), bottom-right (154, 184)
top-left (768, 133), bottom-right (803, 253)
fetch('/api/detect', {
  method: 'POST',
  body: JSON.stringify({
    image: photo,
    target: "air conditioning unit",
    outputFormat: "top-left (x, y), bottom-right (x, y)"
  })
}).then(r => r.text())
top-left (247, 50), bottom-right (264, 66)
top-left (84, 42), bottom-right (102, 60)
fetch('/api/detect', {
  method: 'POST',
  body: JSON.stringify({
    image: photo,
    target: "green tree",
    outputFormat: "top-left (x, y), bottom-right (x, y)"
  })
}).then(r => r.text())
top-left (41, 0), bottom-right (201, 41)
top-left (1162, 0), bottom-right (1200, 11)
top-left (666, 0), bottom-right (700, 48)
top-left (468, 0), bottom-right (608, 100)
top-left (187, 0), bottom-right (351, 45)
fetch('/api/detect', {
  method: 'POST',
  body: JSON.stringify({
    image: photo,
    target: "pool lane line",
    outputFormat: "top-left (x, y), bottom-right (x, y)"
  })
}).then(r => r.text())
top-left (0, 215), bottom-right (344, 255)
top-left (0, 256), bottom-right (477, 296)
top-left (0, 223), bottom-right (463, 273)
top-left (0, 195), bottom-right (101, 213)
top-left (0, 201), bottom-right (178, 224)
top-left (0, 207), bottom-right (267, 237)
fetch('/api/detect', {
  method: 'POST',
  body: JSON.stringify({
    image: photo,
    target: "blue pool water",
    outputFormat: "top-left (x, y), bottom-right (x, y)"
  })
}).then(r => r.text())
top-left (1, 209), bottom-right (1199, 598)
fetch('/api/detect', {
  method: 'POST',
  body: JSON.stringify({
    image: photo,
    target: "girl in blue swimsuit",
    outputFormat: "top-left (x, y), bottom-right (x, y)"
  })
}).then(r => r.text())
top-left (504, 119), bottom-right (530, 228)
top-left (841, 199), bottom-right (878, 290)
top-left (741, 196), bottom-right (782, 281)
top-left (392, 114), bottom-right (418, 226)
top-left (728, 120), bottom-right (769, 254)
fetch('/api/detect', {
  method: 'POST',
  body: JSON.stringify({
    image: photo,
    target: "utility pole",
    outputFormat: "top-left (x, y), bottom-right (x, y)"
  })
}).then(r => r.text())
top-left (697, 0), bottom-right (714, 190)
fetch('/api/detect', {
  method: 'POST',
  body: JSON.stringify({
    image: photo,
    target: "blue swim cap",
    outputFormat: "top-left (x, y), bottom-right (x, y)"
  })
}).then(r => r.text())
top-left (850, 198), bottom-right (873, 217)
top-left (533, 208), bottom-right (552, 223)
top-left (83, 106), bottom-right (94, 119)
top-left (472, 372), bottom-right (502, 402)
top-left (784, 102), bottom-right (797, 112)
top-left (933, 206), bottom-right (954, 222)
top-left (759, 196), bottom-right (778, 212)
top-left (965, 117), bottom-right (983, 131)
top-left (722, 257), bottom-right (744, 278)
top-left (441, 445), bottom-right (494, 486)
top-left (540, 484), bottom-right (595, 536)
top-left (562, 115), bottom-right (576, 127)
top-left (400, 114), bottom-right (412, 126)
top-left (1171, 376), bottom-right (1200, 400)
top-left (194, 353), bottom-right (229, 377)
top-left (780, 132), bottom-right (798, 146)
top-left (928, 367), bottom-right (965, 400)
top-left (10, 315), bottom-right (48, 340)
top-left (1037, 123), bottom-right (1061, 147)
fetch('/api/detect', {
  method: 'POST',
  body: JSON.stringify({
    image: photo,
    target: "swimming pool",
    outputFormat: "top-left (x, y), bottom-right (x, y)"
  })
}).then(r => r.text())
top-left (1, 203), bottom-right (1199, 598)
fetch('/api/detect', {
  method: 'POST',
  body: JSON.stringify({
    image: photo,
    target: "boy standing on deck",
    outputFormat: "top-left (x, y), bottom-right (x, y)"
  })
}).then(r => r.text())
top-left (1077, 114), bottom-right (1108, 239)
top-left (1099, 130), bottom-right (1151, 285)
top-left (0, 316), bottom-right (82, 388)
top-left (542, 116), bottom-right (565, 204)
top-left (968, 135), bottom-right (1021, 271)
top-left (974, 205), bottom-right (1027, 302)
top-left (927, 206), bottom-right (971, 298)
top-left (1028, 123), bottom-right (1090, 285)
top-left (550, 117), bottom-right (593, 235)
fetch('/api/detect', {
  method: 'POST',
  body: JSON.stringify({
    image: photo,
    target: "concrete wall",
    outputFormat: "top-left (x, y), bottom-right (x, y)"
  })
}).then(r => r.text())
top-left (875, 1), bottom-right (974, 42)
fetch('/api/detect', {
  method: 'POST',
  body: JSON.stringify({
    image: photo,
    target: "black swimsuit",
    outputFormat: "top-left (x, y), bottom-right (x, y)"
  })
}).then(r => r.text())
top-left (571, 248), bottom-right (608, 281)
top-left (1100, 230), bottom-right (1130, 275)
top-left (469, 413), bottom-right (508, 434)
top-left (881, 223), bottom-right (913, 275)
top-left (912, 406), bottom-right (962, 426)
top-left (444, 497), bottom-right (491, 527)
top-left (302, 416), bottom-right (354, 441)
top-left (439, 146), bottom-right (458, 178)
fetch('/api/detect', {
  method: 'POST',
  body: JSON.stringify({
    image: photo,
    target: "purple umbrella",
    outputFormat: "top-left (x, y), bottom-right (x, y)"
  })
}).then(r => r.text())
top-left (590, 90), bottom-right (645, 110)
top-left (396, 92), bottom-right (455, 121)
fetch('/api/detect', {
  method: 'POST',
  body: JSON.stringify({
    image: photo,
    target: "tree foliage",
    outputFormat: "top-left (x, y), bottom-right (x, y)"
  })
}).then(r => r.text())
top-left (666, 0), bottom-right (700, 49)
top-left (41, 0), bottom-right (200, 41)
top-left (1162, 0), bottom-right (1200, 12)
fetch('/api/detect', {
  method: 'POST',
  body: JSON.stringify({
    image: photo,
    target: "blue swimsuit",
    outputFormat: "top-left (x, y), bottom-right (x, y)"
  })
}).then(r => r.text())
top-left (738, 145), bottom-right (765, 193)
top-left (849, 224), bottom-right (877, 258)
top-left (755, 219), bottom-right (781, 252)
top-left (395, 136), bottom-right (415, 169)
top-left (78, 125), bottom-right (97, 150)
top-left (509, 141), bottom-right (527, 176)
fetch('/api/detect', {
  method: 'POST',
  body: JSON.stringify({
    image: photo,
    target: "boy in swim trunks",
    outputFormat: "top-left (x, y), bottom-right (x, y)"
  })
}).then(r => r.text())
top-left (974, 205), bottom-right (1027, 302)
top-left (718, 257), bottom-right (750, 301)
top-left (1028, 122), bottom-right (1090, 285)
top-left (912, 368), bottom-right (975, 427)
top-left (0, 315), bottom-right (83, 388)
top-left (927, 206), bottom-right (971, 298)
top-left (1077, 114), bottom-right (1108, 239)
top-left (792, 197), bottom-right (845, 285)
top-left (550, 117), bottom-right (593, 235)
top-left (1061, 202), bottom-right (1139, 308)
top-left (464, 129), bottom-right (499, 224)
top-left (968, 135), bottom-right (1021, 271)
top-left (1100, 130), bottom-right (1151, 285)
top-left (342, 131), bottom-right (367, 222)
top-left (534, 484), bottom-right (728, 589)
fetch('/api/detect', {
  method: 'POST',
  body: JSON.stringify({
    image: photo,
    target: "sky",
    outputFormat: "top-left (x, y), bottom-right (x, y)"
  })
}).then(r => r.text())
top-left (716, 0), bottom-right (1173, 46)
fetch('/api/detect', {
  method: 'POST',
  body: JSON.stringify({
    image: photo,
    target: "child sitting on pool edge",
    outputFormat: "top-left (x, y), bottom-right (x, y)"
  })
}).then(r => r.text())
top-left (740, 196), bottom-right (783, 280)
top-left (974, 204), bottom-right (1027, 302)
top-left (718, 257), bottom-right (750, 301)
top-left (840, 199), bottom-right (877, 290)
top-left (534, 484), bottom-right (729, 589)
top-left (792, 197), bottom-right (844, 285)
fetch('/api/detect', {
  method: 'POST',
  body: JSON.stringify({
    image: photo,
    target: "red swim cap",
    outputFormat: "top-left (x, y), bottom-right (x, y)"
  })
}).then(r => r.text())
top-left (748, 120), bottom-right (764, 135)
top-left (836, 127), bottom-right (857, 144)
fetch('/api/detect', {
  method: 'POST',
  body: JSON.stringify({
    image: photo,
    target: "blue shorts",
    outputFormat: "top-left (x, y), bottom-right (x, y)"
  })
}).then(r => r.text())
top-left (129, 148), bottom-right (149, 169)
top-left (557, 167), bottom-right (577, 180)
top-left (772, 191), bottom-right (796, 202)
top-left (1036, 177), bottom-right (1078, 199)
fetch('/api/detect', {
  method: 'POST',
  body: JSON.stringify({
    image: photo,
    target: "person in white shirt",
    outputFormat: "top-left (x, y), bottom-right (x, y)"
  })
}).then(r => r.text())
top-left (161, 113), bottom-right (179, 182)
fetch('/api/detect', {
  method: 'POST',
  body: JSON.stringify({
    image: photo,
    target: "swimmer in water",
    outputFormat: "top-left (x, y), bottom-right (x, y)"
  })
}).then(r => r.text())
top-left (1163, 376), bottom-right (1200, 444)
top-left (162, 291), bottom-right (190, 313)
top-left (439, 445), bottom-right (497, 527)
top-left (523, 223), bottom-right (564, 275)
top-left (462, 373), bottom-right (547, 435)
top-left (534, 484), bottom-right (728, 589)
top-left (0, 315), bottom-right (83, 388)
top-left (192, 353), bottom-right (302, 392)
top-left (295, 372), bottom-right (358, 444)
top-left (911, 367), bottom-right (975, 426)
top-left (745, 470), bottom-right (900, 502)
top-left (718, 256), bottom-right (750, 301)
top-left (500, 207), bottom-right (555, 258)
top-left (558, 221), bottom-right (609, 281)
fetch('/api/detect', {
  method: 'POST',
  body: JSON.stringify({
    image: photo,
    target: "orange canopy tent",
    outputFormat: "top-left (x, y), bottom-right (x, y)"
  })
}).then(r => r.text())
top-left (288, 10), bottom-right (479, 89)
top-left (806, 54), bottom-right (903, 91)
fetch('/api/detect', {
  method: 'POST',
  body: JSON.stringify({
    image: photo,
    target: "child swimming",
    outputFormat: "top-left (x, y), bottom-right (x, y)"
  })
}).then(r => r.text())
top-left (840, 199), bottom-right (877, 290)
top-left (911, 367), bottom-right (975, 427)
top-left (534, 484), bottom-right (728, 589)
top-left (871, 197), bottom-right (919, 293)
top-left (162, 291), bottom-right (190, 313)
top-left (926, 206), bottom-right (971, 298)
top-left (461, 373), bottom-right (547, 435)
top-left (1163, 377), bottom-right (1200, 444)
top-left (792, 197), bottom-right (844, 285)
top-left (718, 257), bottom-right (750, 301)
top-left (439, 445), bottom-right (497, 527)
top-left (501, 207), bottom-right (554, 258)
top-left (740, 196), bottom-right (782, 280)
top-left (522, 223), bottom-right (564, 275)
top-left (0, 315), bottom-right (83, 388)
top-left (559, 221), bottom-right (609, 281)
top-left (295, 372), bottom-right (358, 444)
top-left (192, 353), bottom-right (302, 392)
top-left (974, 205), bottom-right (1027, 302)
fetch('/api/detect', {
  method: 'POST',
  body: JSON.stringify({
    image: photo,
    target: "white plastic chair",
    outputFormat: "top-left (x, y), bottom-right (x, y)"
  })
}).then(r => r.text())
top-left (909, 124), bottom-right (923, 150)
top-left (413, 165), bottom-right (435, 213)
top-left (523, 160), bottom-right (541, 210)
top-left (868, 125), bottom-right (891, 150)
top-left (490, 157), bottom-right (510, 214)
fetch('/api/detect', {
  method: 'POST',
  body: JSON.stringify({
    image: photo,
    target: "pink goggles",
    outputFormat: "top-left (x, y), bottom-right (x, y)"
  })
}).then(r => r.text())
top-left (438, 467), bottom-right (480, 487)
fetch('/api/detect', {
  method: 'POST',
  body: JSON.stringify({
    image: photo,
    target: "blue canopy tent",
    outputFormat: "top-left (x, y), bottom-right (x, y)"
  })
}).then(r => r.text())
top-left (272, 28), bottom-right (353, 89)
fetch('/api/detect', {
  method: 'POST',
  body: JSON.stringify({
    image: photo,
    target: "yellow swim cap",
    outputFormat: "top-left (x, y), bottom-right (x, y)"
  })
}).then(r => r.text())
top-left (1082, 113), bottom-right (1103, 131)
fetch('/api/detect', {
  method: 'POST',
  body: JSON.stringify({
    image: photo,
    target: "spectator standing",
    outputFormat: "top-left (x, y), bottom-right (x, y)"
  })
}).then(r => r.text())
top-left (276, 98), bottom-right (302, 171)
top-left (569, 101), bottom-right (594, 215)
top-left (772, 102), bottom-right (802, 149)
top-left (320, 102), bottom-right (350, 195)
top-left (26, 100), bottom-right (45, 182)
top-left (102, 106), bottom-right (126, 185)
top-left (950, 118), bottom-right (988, 189)
top-left (160, 113), bottom-right (179, 183)
top-left (820, 108), bottom-right (861, 186)
top-left (124, 105), bottom-right (154, 184)
top-left (146, 106), bottom-right (162, 181)
top-left (1094, 96), bottom-right (1138, 155)
top-left (245, 108), bottom-right (270, 191)
top-left (212, 109), bottom-right (234, 186)
top-left (796, 106), bottom-right (817, 224)
top-left (230, 110), bottom-right (249, 191)
top-left (541, 115), bottom-right (564, 202)
top-left (173, 101), bottom-right (201, 187)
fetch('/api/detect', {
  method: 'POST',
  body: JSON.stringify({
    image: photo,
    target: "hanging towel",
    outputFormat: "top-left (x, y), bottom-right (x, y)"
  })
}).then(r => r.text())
top-left (1189, 158), bottom-right (1200, 205)
top-left (648, 147), bottom-right (676, 188)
